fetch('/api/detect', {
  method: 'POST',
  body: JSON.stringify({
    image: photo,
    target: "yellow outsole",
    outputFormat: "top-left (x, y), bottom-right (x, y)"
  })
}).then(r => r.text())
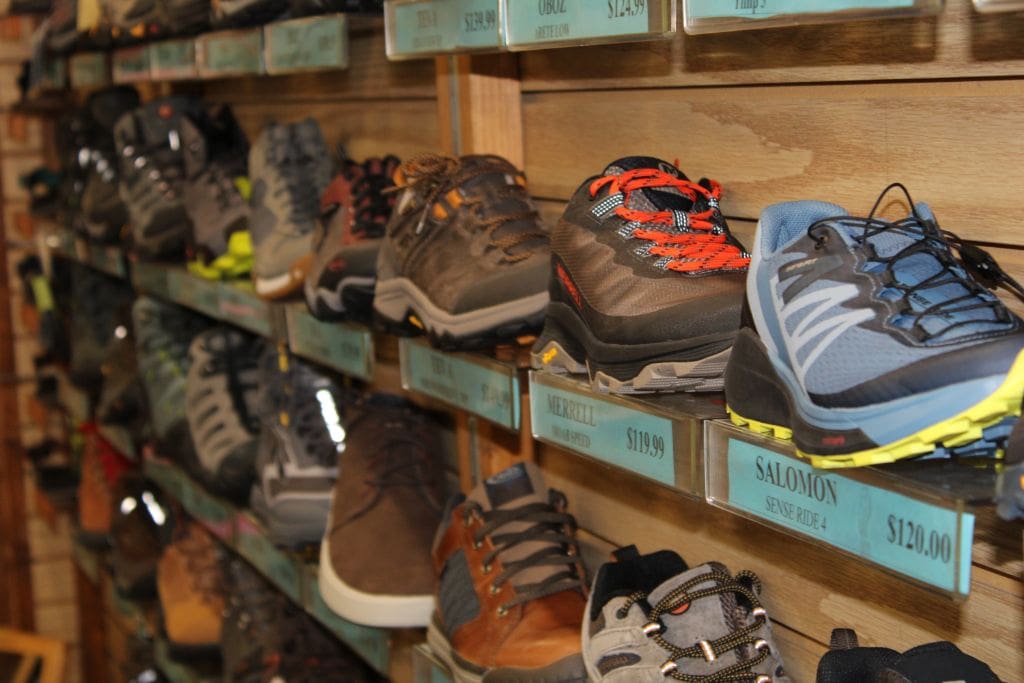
top-left (727, 349), bottom-right (1024, 469)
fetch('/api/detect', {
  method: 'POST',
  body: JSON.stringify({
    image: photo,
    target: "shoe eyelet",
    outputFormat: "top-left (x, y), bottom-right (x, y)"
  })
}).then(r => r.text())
top-left (615, 607), bottom-right (627, 619)
top-left (754, 639), bottom-right (770, 654)
top-left (496, 605), bottom-right (508, 618)
top-left (489, 584), bottom-right (500, 595)
top-left (482, 563), bottom-right (492, 575)
top-left (472, 540), bottom-right (482, 550)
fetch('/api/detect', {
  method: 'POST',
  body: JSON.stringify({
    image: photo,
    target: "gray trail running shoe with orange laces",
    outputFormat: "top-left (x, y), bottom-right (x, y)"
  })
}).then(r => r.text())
top-left (531, 156), bottom-right (749, 394)
top-left (373, 154), bottom-right (550, 349)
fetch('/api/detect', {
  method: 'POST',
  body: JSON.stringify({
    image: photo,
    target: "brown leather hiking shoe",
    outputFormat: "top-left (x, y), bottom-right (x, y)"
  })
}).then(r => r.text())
top-left (318, 394), bottom-right (445, 627)
top-left (372, 154), bottom-right (550, 349)
top-left (428, 462), bottom-right (588, 682)
top-left (157, 521), bottom-right (225, 661)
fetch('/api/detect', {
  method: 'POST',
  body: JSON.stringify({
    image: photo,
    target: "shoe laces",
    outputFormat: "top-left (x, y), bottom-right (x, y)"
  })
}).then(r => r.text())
top-left (806, 183), bottom-right (1018, 344)
top-left (270, 132), bottom-right (324, 227)
top-left (589, 168), bottom-right (750, 274)
top-left (347, 154), bottom-right (399, 239)
top-left (463, 490), bottom-right (585, 613)
top-left (616, 569), bottom-right (773, 683)
top-left (200, 330), bottom-right (261, 433)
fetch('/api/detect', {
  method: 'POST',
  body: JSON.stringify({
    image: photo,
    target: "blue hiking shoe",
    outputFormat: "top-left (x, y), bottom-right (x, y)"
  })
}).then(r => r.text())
top-left (725, 184), bottom-right (1024, 468)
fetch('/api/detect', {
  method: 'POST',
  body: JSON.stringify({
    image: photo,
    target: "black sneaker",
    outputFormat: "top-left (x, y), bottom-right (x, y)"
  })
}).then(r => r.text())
top-left (81, 86), bottom-right (140, 243)
top-left (531, 156), bottom-right (749, 394)
top-left (816, 628), bottom-right (999, 682)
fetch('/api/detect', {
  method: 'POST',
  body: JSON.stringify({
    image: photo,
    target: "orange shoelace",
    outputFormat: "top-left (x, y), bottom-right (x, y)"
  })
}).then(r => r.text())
top-left (589, 168), bottom-right (750, 273)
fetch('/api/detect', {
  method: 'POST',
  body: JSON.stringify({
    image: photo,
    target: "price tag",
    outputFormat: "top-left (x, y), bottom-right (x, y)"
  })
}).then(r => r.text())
top-left (167, 270), bottom-right (221, 318)
top-left (88, 244), bottom-right (126, 278)
top-left (683, 0), bottom-right (931, 33)
top-left (179, 479), bottom-right (235, 543)
top-left (235, 513), bottom-right (303, 602)
top-left (286, 306), bottom-right (373, 381)
top-left (218, 281), bottom-right (272, 337)
top-left (530, 372), bottom-right (677, 487)
top-left (385, 0), bottom-right (502, 58)
top-left (149, 39), bottom-right (197, 80)
top-left (197, 28), bottom-right (264, 77)
top-left (69, 52), bottom-right (109, 87)
top-left (399, 338), bottom-right (520, 430)
top-left (41, 57), bottom-right (66, 89)
top-left (265, 14), bottom-right (349, 74)
top-left (503, 0), bottom-right (674, 50)
top-left (112, 45), bottom-right (151, 83)
top-left (721, 439), bottom-right (973, 595)
top-left (132, 261), bottom-right (169, 299)
top-left (306, 574), bottom-right (391, 673)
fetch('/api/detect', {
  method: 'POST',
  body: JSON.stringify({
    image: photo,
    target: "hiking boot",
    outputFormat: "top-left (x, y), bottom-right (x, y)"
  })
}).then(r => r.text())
top-left (250, 348), bottom-right (347, 546)
top-left (186, 326), bottom-right (263, 502)
top-left (429, 462), bottom-right (588, 682)
top-left (111, 473), bottom-right (168, 598)
top-left (318, 394), bottom-right (444, 627)
top-left (726, 183), bottom-right (1024, 468)
top-left (69, 265), bottom-right (135, 390)
top-left (305, 153), bottom-right (400, 321)
top-left (182, 105), bottom-right (252, 280)
top-left (76, 422), bottom-right (133, 548)
top-left (374, 154), bottom-right (550, 349)
top-left (115, 96), bottom-right (208, 259)
top-left (815, 628), bottom-right (998, 682)
top-left (531, 156), bottom-right (748, 394)
top-left (81, 86), bottom-right (139, 242)
top-left (158, 521), bottom-right (225, 661)
top-left (584, 546), bottom-right (789, 682)
top-left (249, 119), bottom-right (332, 299)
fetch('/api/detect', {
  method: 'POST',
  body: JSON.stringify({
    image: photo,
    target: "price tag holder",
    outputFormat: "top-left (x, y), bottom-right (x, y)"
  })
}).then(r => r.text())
top-left (973, 0), bottom-right (1024, 10)
top-left (166, 270), bottom-right (221, 319)
top-left (149, 39), bottom-right (198, 80)
top-left (235, 513), bottom-right (303, 603)
top-left (112, 45), bottom-right (151, 83)
top-left (304, 567), bottom-right (392, 674)
top-left (385, 0), bottom-right (503, 59)
top-left (196, 28), bottom-right (264, 78)
top-left (530, 370), bottom-right (708, 493)
top-left (286, 305), bottom-right (374, 381)
top-left (131, 261), bottom-right (170, 299)
top-left (705, 422), bottom-right (974, 597)
top-left (503, 0), bottom-right (675, 51)
top-left (88, 244), bottom-right (126, 279)
top-left (40, 57), bottom-right (67, 90)
top-left (69, 52), bottom-right (109, 87)
top-left (264, 14), bottom-right (349, 74)
top-left (218, 281), bottom-right (273, 338)
top-left (399, 338), bottom-right (520, 430)
top-left (682, 0), bottom-right (939, 34)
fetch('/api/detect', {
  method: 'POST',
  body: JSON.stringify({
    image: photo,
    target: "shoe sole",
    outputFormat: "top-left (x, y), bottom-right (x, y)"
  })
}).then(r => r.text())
top-left (531, 302), bottom-right (733, 394)
top-left (725, 328), bottom-right (1024, 468)
top-left (426, 618), bottom-right (484, 683)
top-left (317, 535), bottom-right (433, 628)
top-left (303, 275), bottom-right (375, 321)
top-left (253, 253), bottom-right (313, 300)
top-left (249, 483), bottom-right (330, 547)
top-left (373, 276), bottom-right (547, 349)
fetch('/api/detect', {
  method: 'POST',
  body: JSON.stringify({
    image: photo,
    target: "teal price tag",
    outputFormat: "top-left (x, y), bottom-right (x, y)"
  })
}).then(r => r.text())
top-left (725, 439), bottom-right (973, 594)
top-left (69, 53), bottom-right (109, 87)
top-left (685, 0), bottom-right (914, 20)
top-left (504, 0), bottom-right (672, 49)
top-left (400, 339), bottom-right (520, 430)
top-left (530, 375), bottom-right (676, 487)
top-left (89, 244), bottom-right (126, 278)
top-left (286, 307), bottom-right (373, 381)
top-left (265, 14), bottom-right (349, 74)
top-left (149, 39), bottom-right (197, 80)
top-left (306, 573), bottom-right (391, 674)
top-left (198, 29), bottom-right (264, 77)
top-left (218, 282), bottom-right (272, 337)
top-left (387, 0), bottom-right (502, 58)
top-left (42, 57), bottom-right (67, 89)
top-left (167, 270), bottom-right (220, 318)
top-left (112, 45), bottom-right (151, 83)
top-left (235, 513), bottom-right (303, 603)
top-left (132, 261), bottom-right (169, 298)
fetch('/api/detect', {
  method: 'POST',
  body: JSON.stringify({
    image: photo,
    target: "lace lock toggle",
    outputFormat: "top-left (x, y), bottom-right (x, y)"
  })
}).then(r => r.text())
top-left (659, 660), bottom-right (678, 676)
top-left (698, 640), bottom-right (717, 663)
top-left (642, 621), bottom-right (663, 637)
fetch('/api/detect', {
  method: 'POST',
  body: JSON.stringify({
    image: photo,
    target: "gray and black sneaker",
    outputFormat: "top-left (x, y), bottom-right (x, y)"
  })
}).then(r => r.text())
top-left (81, 86), bottom-right (140, 243)
top-left (250, 347), bottom-right (347, 546)
top-left (531, 156), bottom-right (749, 394)
top-left (114, 96), bottom-right (207, 259)
top-left (186, 327), bottom-right (263, 502)
top-left (584, 546), bottom-right (789, 683)
top-left (373, 154), bottom-right (550, 349)
top-left (249, 119), bottom-right (332, 299)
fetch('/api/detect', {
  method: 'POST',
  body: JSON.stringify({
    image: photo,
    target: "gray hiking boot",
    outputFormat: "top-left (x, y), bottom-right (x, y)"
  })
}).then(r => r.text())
top-left (186, 327), bottom-right (263, 502)
top-left (248, 119), bottom-right (332, 299)
top-left (373, 154), bottom-right (550, 349)
top-left (250, 347), bottom-right (347, 546)
top-left (584, 546), bottom-right (789, 683)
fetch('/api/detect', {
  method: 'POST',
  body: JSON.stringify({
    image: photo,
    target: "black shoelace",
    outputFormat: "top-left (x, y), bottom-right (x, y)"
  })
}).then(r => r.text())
top-left (463, 491), bottom-right (585, 613)
top-left (806, 183), bottom-right (1018, 343)
top-left (617, 569), bottom-right (773, 683)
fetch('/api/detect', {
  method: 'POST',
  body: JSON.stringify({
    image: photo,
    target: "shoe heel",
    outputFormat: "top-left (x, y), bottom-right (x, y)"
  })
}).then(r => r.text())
top-left (724, 329), bottom-right (794, 438)
top-left (530, 306), bottom-right (588, 375)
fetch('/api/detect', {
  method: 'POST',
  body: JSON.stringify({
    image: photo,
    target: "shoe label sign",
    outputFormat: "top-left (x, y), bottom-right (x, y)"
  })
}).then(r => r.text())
top-left (149, 39), bottom-right (197, 80)
top-left (112, 46), bottom-right (150, 84)
top-left (69, 53), bottom-right (109, 88)
top-left (264, 14), bottom-right (349, 74)
top-left (682, 0), bottom-right (922, 34)
top-left (719, 437), bottom-right (973, 595)
top-left (167, 269), bottom-right (222, 319)
top-left (131, 262), bottom-right (170, 299)
top-left (386, 0), bottom-right (502, 59)
top-left (504, 0), bottom-right (675, 50)
top-left (287, 306), bottom-right (373, 381)
top-left (218, 281), bottom-right (273, 338)
top-left (235, 512), bottom-right (304, 603)
top-left (196, 28), bottom-right (264, 78)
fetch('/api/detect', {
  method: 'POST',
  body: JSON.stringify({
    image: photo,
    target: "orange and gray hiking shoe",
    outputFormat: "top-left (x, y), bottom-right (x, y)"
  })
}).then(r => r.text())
top-left (77, 422), bottom-right (133, 548)
top-left (531, 156), bottom-right (749, 394)
top-left (158, 521), bottom-right (226, 662)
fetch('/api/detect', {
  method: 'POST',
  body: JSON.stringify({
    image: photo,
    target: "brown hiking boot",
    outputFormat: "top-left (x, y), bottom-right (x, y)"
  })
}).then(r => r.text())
top-left (318, 394), bottom-right (445, 627)
top-left (76, 422), bottom-right (131, 548)
top-left (157, 521), bottom-right (225, 661)
top-left (428, 462), bottom-right (588, 682)
top-left (372, 153), bottom-right (550, 349)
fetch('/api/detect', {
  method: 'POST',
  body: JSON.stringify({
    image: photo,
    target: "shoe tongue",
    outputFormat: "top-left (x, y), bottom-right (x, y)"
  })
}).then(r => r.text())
top-left (602, 156), bottom-right (694, 213)
top-left (471, 461), bottom-right (547, 511)
top-left (647, 562), bottom-right (752, 674)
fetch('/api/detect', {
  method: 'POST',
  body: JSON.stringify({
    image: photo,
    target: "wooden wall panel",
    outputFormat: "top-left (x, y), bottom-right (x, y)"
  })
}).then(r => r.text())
top-left (521, 0), bottom-right (1024, 91)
